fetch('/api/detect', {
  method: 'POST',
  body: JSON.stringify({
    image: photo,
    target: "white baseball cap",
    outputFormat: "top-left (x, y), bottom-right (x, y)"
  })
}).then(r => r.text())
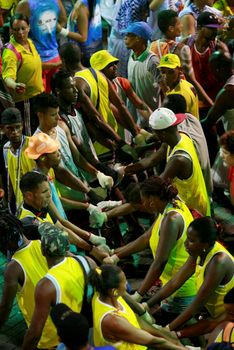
top-left (149, 107), bottom-right (186, 130)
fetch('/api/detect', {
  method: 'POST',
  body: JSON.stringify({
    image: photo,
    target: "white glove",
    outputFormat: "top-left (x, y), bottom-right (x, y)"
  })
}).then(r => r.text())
top-left (97, 171), bottom-right (114, 190)
top-left (152, 324), bottom-right (163, 330)
top-left (87, 204), bottom-right (107, 228)
top-left (97, 200), bottom-right (122, 210)
top-left (113, 163), bottom-right (125, 185)
top-left (98, 243), bottom-right (112, 254)
top-left (131, 291), bottom-right (143, 302)
top-left (140, 310), bottom-right (155, 325)
top-left (134, 129), bottom-right (153, 146)
top-left (89, 233), bottom-right (106, 246)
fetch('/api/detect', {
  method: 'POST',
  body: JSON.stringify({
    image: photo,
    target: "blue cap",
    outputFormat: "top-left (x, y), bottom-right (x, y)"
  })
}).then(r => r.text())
top-left (122, 21), bottom-right (153, 41)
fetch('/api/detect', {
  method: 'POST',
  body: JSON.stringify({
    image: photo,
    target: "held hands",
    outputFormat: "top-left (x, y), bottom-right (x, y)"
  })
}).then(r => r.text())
top-left (89, 233), bottom-right (111, 253)
top-left (87, 204), bottom-right (107, 228)
top-left (134, 129), bottom-right (153, 146)
top-left (97, 171), bottom-right (114, 190)
top-left (90, 246), bottom-right (109, 262)
top-left (103, 253), bottom-right (120, 265)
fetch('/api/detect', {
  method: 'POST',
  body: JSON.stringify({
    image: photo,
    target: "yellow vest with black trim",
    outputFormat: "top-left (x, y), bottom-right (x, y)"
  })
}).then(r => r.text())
top-left (166, 132), bottom-right (210, 216)
top-left (92, 293), bottom-right (147, 350)
top-left (45, 257), bottom-right (85, 312)
top-left (150, 200), bottom-right (196, 298)
top-left (19, 206), bottom-right (54, 223)
top-left (75, 69), bottom-right (118, 155)
top-left (196, 242), bottom-right (234, 318)
top-left (4, 137), bottom-right (35, 209)
top-left (12, 241), bottom-right (58, 349)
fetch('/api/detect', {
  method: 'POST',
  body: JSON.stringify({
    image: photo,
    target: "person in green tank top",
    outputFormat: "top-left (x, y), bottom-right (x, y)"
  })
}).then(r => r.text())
top-left (108, 176), bottom-right (196, 321)
top-left (143, 217), bottom-right (234, 339)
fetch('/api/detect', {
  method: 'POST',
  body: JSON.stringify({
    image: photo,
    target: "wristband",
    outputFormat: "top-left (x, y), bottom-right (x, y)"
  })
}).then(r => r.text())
top-left (60, 28), bottom-right (69, 37)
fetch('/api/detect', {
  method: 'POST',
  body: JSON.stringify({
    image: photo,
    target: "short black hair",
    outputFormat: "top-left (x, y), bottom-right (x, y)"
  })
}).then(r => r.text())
top-left (51, 69), bottom-right (72, 94)
top-left (158, 10), bottom-right (178, 34)
top-left (10, 13), bottom-right (30, 27)
top-left (33, 93), bottom-right (59, 114)
top-left (20, 172), bottom-right (47, 194)
top-left (59, 43), bottom-right (81, 66)
top-left (188, 217), bottom-right (218, 246)
top-left (51, 303), bottom-right (89, 350)
top-left (163, 94), bottom-right (187, 114)
top-left (0, 211), bottom-right (23, 256)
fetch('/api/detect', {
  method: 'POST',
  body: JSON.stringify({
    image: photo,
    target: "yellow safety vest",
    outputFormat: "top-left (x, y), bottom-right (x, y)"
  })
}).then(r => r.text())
top-left (166, 132), bottom-right (210, 216)
top-left (196, 241), bottom-right (234, 318)
top-left (75, 69), bottom-right (118, 155)
top-left (19, 206), bottom-right (54, 223)
top-left (45, 257), bottom-right (85, 312)
top-left (150, 200), bottom-right (196, 297)
top-left (12, 241), bottom-right (58, 349)
top-left (92, 293), bottom-right (147, 350)
top-left (4, 136), bottom-right (35, 210)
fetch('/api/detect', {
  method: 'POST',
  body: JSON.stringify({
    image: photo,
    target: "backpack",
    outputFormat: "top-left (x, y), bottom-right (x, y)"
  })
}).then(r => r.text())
top-left (72, 255), bottom-right (94, 327)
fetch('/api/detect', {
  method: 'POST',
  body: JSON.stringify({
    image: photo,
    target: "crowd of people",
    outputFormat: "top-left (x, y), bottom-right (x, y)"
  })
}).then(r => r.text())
top-left (0, 0), bottom-right (233, 349)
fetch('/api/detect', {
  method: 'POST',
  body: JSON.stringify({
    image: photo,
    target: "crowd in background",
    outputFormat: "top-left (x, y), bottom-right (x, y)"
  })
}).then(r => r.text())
top-left (0, 0), bottom-right (233, 349)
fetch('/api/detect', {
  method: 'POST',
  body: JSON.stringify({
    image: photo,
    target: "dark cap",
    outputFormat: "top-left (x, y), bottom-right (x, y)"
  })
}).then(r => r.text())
top-left (51, 303), bottom-right (89, 347)
top-left (197, 11), bottom-right (224, 28)
top-left (1, 108), bottom-right (22, 125)
top-left (122, 21), bottom-right (153, 41)
top-left (40, 222), bottom-right (70, 257)
top-left (21, 217), bottom-right (41, 240)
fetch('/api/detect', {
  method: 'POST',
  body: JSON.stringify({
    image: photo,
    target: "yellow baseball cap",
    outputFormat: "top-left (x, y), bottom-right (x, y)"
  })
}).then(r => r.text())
top-left (25, 133), bottom-right (60, 160)
top-left (90, 50), bottom-right (119, 71)
top-left (157, 53), bottom-right (181, 69)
